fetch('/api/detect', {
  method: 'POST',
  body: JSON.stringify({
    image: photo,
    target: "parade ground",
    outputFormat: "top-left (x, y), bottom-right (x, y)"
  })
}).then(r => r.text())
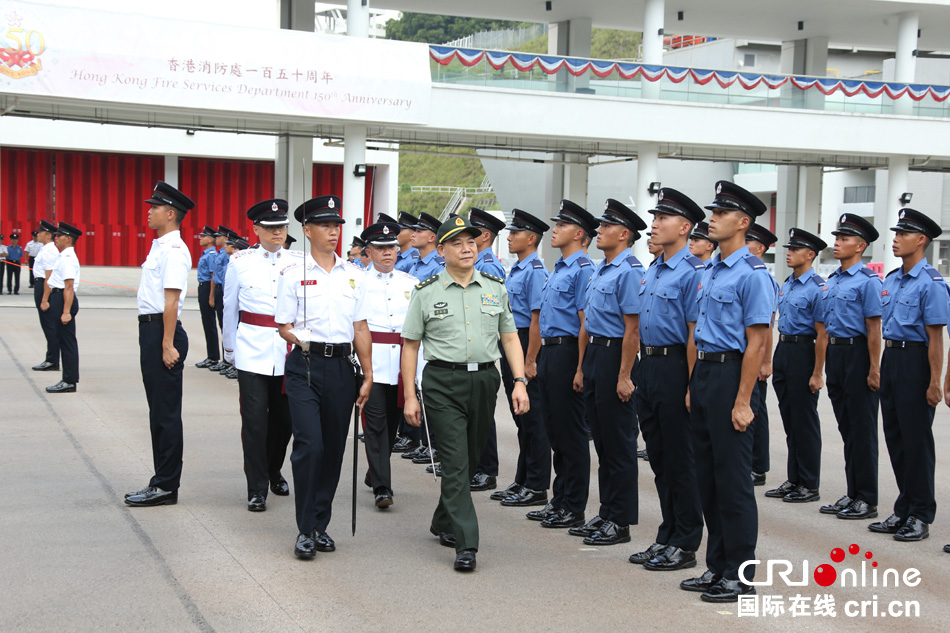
top-left (2, 274), bottom-right (949, 633)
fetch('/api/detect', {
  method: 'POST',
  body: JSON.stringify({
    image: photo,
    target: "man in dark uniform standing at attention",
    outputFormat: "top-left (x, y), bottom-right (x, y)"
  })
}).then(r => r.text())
top-left (31, 220), bottom-right (61, 373)
top-left (871, 209), bottom-right (948, 543)
top-left (630, 188), bottom-right (705, 571)
top-left (126, 181), bottom-right (195, 507)
top-left (767, 228), bottom-right (828, 504)
top-left (820, 213), bottom-right (882, 521)
top-left (195, 225), bottom-right (220, 368)
top-left (44, 223), bottom-right (83, 394)
top-left (681, 181), bottom-right (773, 602)
top-left (401, 215), bottom-right (529, 572)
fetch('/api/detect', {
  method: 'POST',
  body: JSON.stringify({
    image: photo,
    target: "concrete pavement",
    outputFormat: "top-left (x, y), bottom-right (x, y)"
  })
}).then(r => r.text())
top-left (1, 293), bottom-right (948, 632)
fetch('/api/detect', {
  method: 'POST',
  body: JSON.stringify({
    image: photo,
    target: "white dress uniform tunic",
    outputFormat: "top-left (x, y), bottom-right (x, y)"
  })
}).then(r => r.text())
top-left (33, 240), bottom-right (60, 282)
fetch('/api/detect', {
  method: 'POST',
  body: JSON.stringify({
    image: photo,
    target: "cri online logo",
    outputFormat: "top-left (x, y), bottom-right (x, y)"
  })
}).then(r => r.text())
top-left (738, 543), bottom-right (922, 588)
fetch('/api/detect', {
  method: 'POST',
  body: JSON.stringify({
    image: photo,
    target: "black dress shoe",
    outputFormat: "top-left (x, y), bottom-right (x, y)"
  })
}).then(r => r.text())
top-left (644, 546), bottom-right (697, 571)
top-left (583, 521), bottom-right (630, 546)
top-left (392, 437), bottom-right (418, 453)
top-left (247, 494), bottom-right (266, 512)
top-left (412, 448), bottom-right (438, 464)
top-left (765, 480), bottom-right (797, 498)
top-left (491, 482), bottom-right (522, 501)
top-left (454, 548), bottom-right (477, 572)
top-left (837, 499), bottom-right (877, 520)
top-left (783, 485), bottom-right (820, 503)
top-left (568, 515), bottom-right (605, 538)
top-left (124, 487), bottom-right (178, 507)
top-left (680, 570), bottom-right (722, 592)
top-left (124, 485), bottom-right (151, 499)
top-left (701, 579), bottom-right (755, 603)
top-left (501, 487), bottom-right (548, 507)
top-left (226, 368), bottom-right (238, 379)
top-left (208, 361), bottom-right (228, 372)
top-left (358, 433), bottom-right (365, 443)
top-left (868, 514), bottom-right (905, 534)
top-left (637, 448), bottom-right (649, 461)
top-left (751, 472), bottom-right (766, 486)
top-left (541, 509), bottom-right (585, 529)
top-left (375, 490), bottom-right (393, 508)
top-left (314, 531), bottom-right (335, 552)
top-left (894, 516), bottom-right (929, 542)
top-left (470, 473), bottom-right (497, 491)
top-left (195, 358), bottom-right (215, 368)
top-left (294, 532), bottom-right (317, 559)
top-left (430, 524), bottom-right (456, 548)
top-left (270, 477), bottom-right (290, 496)
top-left (32, 361), bottom-right (59, 371)
top-left (820, 495), bottom-right (852, 515)
top-left (425, 463), bottom-right (442, 476)
top-left (46, 381), bottom-right (76, 393)
top-left (526, 503), bottom-right (558, 522)
top-left (629, 542), bottom-right (668, 565)
top-left (944, 544), bottom-right (950, 553)
top-left (401, 445), bottom-right (426, 459)
top-left (218, 363), bottom-right (232, 374)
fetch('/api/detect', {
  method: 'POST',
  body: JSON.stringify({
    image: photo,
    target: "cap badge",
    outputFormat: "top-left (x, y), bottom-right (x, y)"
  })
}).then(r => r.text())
top-left (559, 201), bottom-right (565, 210)
top-left (716, 183), bottom-right (722, 194)
top-left (899, 210), bottom-right (906, 219)
top-left (840, 214), bottom-right (846, 223)
top-left (789, 229), bottom-right (794, 238)
top-left (658, 190), bottom-right (664, 201)
top-left (455, 217), bottom-right (464, 226)
top-left (271, 202), bottom-right (278, 212)
top-left (604, 201), bottom-right (610, 210)
top-left (383, 225), bottom-right (390, 234)
top-left (328, 199), bottom-right (335, 209)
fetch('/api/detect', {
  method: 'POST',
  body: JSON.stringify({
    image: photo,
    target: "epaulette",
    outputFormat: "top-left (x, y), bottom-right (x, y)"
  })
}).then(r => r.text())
top-left (885, 267), bottom-right (901, 278)
top-left (411, 251), bottom-right (420, 259)
top-left (625, 254), bottom-right (643, 268)
top-left (416, 275), bottom-right (439, 289)
top-left (925, 266), bottom-right (946, 283)
top-left (811, 274), bottom-right (826, 285)
top-left (483, 253), bottom-right (495, 262)
top-left (859, 267), bottom-right (878, 277)
top-left (232, 249), bottom-right (252, 261)
top-left (280, 262), bottom-right (301, 275)
top-left (435, 255), bottom-right (445, 264)
top-left (344, 260), bottom-right (363, 271)
top-left (287, 250), bottom-right (305, 257)
top-left (743, 253), bottom-right (766, 270)
top-left (578, 257), bottom-right (592, 268)
top-left (531, 260), bottom-right (545, 269)
top-left (481, 272), bottom-right (505, 284)
top-left (685, 255), bottom-right (705, 270)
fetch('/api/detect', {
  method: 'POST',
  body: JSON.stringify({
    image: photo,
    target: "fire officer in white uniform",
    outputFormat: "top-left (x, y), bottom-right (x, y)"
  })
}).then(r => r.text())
top-left (222, 199), bottom-right (298, 512)
top-left (359, 220), bottom-right (418, 509)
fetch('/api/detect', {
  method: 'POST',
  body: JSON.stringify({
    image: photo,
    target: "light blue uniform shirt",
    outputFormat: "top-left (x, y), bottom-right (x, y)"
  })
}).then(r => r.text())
top-left (638, 246), bottom-right (705, 346)
top-left (821, 262), bottom-right (883, 338)
top-left (214, 249), bottom-right (230, 285)
top-left (197, 246), bottom-right (217, 283)
top-left (475, 248), bottom-right (506, 279)
top-left (395, 246), bottom-right (420, 273)
top-left (881, 257), bottom-right (950, 342)
top-left (694, 245), bottom-right (776, 353)
top-left (777, 268), bottom-right (825, 336)
top-left (408, 249), bottom-right (445, 281)
top-left (539, 250), bottom-right (594, 338)
top-left (584, 252), bottom-right (644, 338)
top-left (506, 251), bottom-right (548, 329)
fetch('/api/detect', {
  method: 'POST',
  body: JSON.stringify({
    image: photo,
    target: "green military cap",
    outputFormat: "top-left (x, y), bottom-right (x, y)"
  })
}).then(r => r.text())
top-left (437, 215), bottom-right (482, 244)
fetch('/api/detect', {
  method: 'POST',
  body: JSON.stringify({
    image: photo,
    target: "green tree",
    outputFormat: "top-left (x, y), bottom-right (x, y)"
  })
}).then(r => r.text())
top-left (386, 13), bottom-right (521, 44)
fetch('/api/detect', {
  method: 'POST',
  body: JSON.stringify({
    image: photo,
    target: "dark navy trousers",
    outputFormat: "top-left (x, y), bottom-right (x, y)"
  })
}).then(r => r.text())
top-left (750, 379), bottom-right (770, 474)
top-left (34, 282), bottom-right (60, 364)
top-left (499, 328), bottom-right (550, 491)
top-left (772, 340), bottom-right (822, 489)
top-left (140, 319), bottom-right (188, 492)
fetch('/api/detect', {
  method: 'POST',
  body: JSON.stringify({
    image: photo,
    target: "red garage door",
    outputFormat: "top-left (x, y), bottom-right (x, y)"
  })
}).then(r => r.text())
top-left (0, 148), bottom-right (54, 245)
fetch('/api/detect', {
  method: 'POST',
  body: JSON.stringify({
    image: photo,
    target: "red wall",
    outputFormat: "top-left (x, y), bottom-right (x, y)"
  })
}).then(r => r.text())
top-left (0, 148), bottom-right (54, 245)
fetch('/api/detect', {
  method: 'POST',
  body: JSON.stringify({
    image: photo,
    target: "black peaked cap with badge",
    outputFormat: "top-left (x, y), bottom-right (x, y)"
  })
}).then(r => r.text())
top-left (199, 225), bottom-right (216, 237)
top-left (376, 212), bottom-right (399, 226)
top-left (362, 222), bottom-right (401, 246)
top-left (397, 211), bottom-right (418, 229)
top-left (599, 198), bottom-right (648, 234)
top-left (469, 208), bottom-right (507, 234)
top-left (784, 228), bottom-right (827, 253)
top-left (690, 221), bottom-right (719, 247)
top-left (437, 215), bottom-right (482, 244)
top-left (891, 208), bottom-right (943, 240)
top-left (54, 221), bottom-right (82, 240)
top-left (145, 181), bottom-right (195, 213)
top-left (552, 199), bottom-right (600, 237)
top-left (294, 195), bottom-right (344, 224)
top-left (231, 238), bottom-right (250, 250)
top-left (505, 209), bottom-right (549, 234)
top-left (413, 212), bottom-right (442, 234)
top-left (37, 219), bottom-right (57, 233)
top-left (651, 187), bottom-right (705, 225)
top-left (247, 199), bottom-right (290, 226)
top-left (10, 233), bottom-right (19, 240)
top-left (706, 181), bottom-right (767, 217)
top-left (831, 213), bottom-right (879, 243)
top-left (746, 223), bottom-right (778, 247)
top-left (216, 225), bottom-right (233, 238)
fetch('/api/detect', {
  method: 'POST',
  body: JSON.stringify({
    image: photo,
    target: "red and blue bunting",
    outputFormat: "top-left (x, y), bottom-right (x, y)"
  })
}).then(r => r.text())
top-left (430, 46), bottom-right (950, 102)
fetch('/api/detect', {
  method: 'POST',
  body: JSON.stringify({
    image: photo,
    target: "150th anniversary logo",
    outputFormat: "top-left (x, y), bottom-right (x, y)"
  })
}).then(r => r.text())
top-left (0, 10), bottom-right (44, 79)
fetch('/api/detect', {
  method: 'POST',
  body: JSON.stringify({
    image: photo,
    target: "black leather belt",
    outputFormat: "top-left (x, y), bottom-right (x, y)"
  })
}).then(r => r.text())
top-left (138, 313), bottom-right (164, 322)
top-left (829, 336), bottom-right (864, 345)
top-left (643, 344), bottom-right (685, 356)
top-left (428, 359), bottom-right (494, 372)
top-left (49, 287), bottom-right (63, 294)
top-left (885, 339), bottom-right (926, 349)
top-left (589, 336), bottom-right (623, 347)
top-left (198, 281), bottom-right (211, 286)
top-left (779, 334), bottom-right (815, 344)
top-left (697, 350), bottom-right (742, 363)
top-left (542, 336), bottom-right (578, 346)
top-left (300, 342), bottom-right (352, 357)
top-left (214, 283), bottom-right (223, 288)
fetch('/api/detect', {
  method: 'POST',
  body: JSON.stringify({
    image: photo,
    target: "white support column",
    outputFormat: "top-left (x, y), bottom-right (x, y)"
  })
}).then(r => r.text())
top-left (163, 154), bottom-right (179, 188)
top-left (879, 156), bottom-right (908, 270)
top-left (641, 0), bottom-right (665, 100)
top-left (634, 143), bottom-right (659, 260)
top-left (894, 12), bottom-right (919, 116)
top-left (346, 0), bottom-right (369, 37)
top-left (342, 1), bottom-right (370, 251)
top-left (568, 18), bottom-right (592, 93)
top-left (275, 136), bottom-right (313, 248)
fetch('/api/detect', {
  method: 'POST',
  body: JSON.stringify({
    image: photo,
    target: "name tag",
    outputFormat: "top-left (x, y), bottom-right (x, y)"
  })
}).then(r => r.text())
top-left (301, 280), bottom-right (317, 286)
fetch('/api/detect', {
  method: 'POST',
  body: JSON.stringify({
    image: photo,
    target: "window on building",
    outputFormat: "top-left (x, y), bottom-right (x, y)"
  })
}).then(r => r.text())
top-left (843, 185), bottom-right (876, 204)
top-left (743, 54), bottom-right (756, 67)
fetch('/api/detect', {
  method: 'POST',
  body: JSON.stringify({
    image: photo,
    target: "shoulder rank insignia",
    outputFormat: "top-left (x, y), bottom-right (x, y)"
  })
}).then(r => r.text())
top-left (481, 272), bottom-right (504, 284)
top-left (859, 267), bottom-right (879, 277)
top-left (578, 259), bottom-right (592, 267)
top-left (416, 275), bottom-right (439, 289)
top-left (531, 260), bottom-right (545, 269)
top-left (626, 255), bottom-right (643, 268)
top-left (926, 267), bottom-right (945, 282)
top-left (744, 254), bottom-right (766, 270)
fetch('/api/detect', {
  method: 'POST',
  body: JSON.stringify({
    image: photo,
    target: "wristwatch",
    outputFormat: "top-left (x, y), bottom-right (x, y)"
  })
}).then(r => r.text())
top-left (513, 377), bottom-right (528, 385)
